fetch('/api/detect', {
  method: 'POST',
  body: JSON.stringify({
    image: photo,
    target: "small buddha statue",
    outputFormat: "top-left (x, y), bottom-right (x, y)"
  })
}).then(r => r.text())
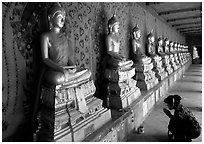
top-left (105, 13), bottom-right (133, 69)
top-left (177, 43), bottom-right (180, 52)
top-left (164, 38), bottom-right (170, 54)
top-left (157, 36), bottom-right (165, 55)
top-left (169, 41), bottom-right (174, 53)
top-left (173, 42), bottom-right (177, 53)
top-left (132, 24), bottom-right (151, 64)
top-left (146, 31), bottom-right (160, 60)
top-left (41, 3), bottom-right (91, 86)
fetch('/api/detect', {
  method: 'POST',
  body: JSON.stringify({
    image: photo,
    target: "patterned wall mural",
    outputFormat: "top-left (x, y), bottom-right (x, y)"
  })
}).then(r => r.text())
top-left (2, 2), bottom-right (186, 141)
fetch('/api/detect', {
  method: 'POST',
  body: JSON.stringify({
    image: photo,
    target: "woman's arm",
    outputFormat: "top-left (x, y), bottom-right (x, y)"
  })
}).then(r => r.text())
top-left (163, 108), bottom-right (173, 119)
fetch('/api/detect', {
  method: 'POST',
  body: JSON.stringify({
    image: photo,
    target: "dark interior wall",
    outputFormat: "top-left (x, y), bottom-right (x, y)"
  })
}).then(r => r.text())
top-left (2, 2), bottom-right (186, 141)
top-left (186, 35), bottom-right (202, 59)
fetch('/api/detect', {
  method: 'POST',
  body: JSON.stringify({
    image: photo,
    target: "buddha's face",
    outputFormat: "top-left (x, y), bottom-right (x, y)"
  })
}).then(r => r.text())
top-left (134, 31), bottom-right (141, 39)
top-left (158, 39), bottom-right (163, 46)
top-left (51, 11), bottom-right (66, 28)
top-left (149, 36), bottom-right (155, 43)
top-left (166, 40), bottom-right (169, 45)
top-left (112, 23), bottom-right (119, 33)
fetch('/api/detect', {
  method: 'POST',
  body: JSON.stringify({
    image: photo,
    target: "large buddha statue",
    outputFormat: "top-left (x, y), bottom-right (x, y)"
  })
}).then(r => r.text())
top-left (132, 24), bottom-right (151, 64)
top-left (41, 3), bottom-right (91, 86)
top-left (33, 3), bottom-right (112, 141)
top-left (105, 13), bottom-right (133, 70)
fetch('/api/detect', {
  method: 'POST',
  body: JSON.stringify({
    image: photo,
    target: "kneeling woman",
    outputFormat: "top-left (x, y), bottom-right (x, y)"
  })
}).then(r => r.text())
top-left (163, 95), bottom-right (201, 142)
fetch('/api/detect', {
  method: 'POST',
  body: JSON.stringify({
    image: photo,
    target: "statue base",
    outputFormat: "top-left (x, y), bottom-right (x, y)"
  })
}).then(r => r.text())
top-left (134, 62), bottom-right (153, 72)
top-left (105, 86), bottom-right (141, 110)
top-left (104, 67), bottom-right (135, 83)
top-left (136, 77), bottom-right (158, 91)
top-left (34, 97), bottom-right (111, 142)
top-left (152, 60), bottom-right (168, 81)
top-left (161, 56), bottom-right (173, 75)
top-left (155, 70), bottom-right (168, 81)
top-left (134, 60), bottom-right (158, 90)
top-left (34, 80), bottom-right (112, 142)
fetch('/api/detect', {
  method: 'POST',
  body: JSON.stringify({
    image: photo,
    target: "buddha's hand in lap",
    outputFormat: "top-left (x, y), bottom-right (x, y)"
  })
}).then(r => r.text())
top-left (62, 69), bottom-right (70, 81)
top-left (68, 68), bottom-right (77, 74)
top-left (120, 56), bottom-right (126, 61)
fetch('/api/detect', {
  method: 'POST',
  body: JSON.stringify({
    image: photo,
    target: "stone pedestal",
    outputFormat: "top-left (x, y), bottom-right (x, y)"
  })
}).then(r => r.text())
top-left (134, 60), bottom-right (158, 91)
top-left (173, 53), bottom-right (181, 68)
top-left (160, 54), bottom-right (173, 75)
top-left (104, 63), bottom-right (141, 110)
top-left (33, 80), bottom-right (111, 142)
top-left (151, 56), bottom-right (168, 81)
top-left (178, 53), bottom-right (184, 66)
top-left (169, 54), bottom-right (178, 71)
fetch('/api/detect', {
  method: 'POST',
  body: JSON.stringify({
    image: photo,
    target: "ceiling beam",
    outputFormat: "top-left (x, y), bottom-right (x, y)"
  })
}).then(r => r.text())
top-left (167, 15), bottom-right (201, 22)
top-left (158, 7), bottom-right (201, 15)
top-left (180, 29), bottom-right (201, 33)
top-left (146, 2), bottom-right (163, 6)
top-left (184, 32), bottom-right (202, 35)
top-left (179, 27), bottom-right (201, 31)
top-left (177, 26), bottom-right (201, 30)
top-left (172, 21), bottom-right (202, 27)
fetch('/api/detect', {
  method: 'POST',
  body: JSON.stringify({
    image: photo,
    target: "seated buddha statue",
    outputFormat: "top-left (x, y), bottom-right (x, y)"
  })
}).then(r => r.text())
top-left (164, 38), bottom-right (171, 55)
top-left (169, 41), bottom-right (174, 54)
top-left (173, 42), bottom-right (178, 53)
top-left (104, 13), bottom-right (133, 70)
top-left (146, 31), bottom-right (160, 61)
top-left (131, 24), bottom-right (151, 64)
top-left (41, 3), bottom-right (91, 86)
top-left (157, 36), bottom-right (165, 55)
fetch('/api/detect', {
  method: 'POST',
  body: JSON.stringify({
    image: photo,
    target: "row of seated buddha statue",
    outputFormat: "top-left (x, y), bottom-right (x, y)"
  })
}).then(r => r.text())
top-left (131, 26), bottom-right (158, 91)
top-left (32, 3), bottom-right (191, 142)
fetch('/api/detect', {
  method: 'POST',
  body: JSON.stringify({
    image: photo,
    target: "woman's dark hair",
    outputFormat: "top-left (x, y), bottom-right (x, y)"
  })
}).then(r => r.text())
top-left (164, 94), bottom-right (181, 106)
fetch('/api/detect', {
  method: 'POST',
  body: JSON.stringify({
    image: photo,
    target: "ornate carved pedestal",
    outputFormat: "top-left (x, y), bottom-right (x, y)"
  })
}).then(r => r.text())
top-left (178, 52), bottom-right (184, 66)
top-left (33, 80), bottom-right (111, 142)
top-left (160, 54), bottom-right (173, 75)
top-left (151, 56), bottom-right (168, 81)
top-left (134, 60), bottom-right (158, 91)
top-left (103, 62), bottom-right (141, 110)
top-left (173, 52), bottom-right (181, 69)
top-left (169, 53), bottom-right (179, 71)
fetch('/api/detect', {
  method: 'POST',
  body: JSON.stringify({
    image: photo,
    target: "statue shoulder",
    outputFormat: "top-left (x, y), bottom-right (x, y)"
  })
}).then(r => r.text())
top-left (106, 34), bottom-right (112, 41)
top-left (41, 31), bottom-right (52, 41)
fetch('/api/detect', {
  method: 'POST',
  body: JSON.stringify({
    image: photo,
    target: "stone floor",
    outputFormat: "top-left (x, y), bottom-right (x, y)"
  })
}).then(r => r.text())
top-left (127, 64), bottom-right (202, 142)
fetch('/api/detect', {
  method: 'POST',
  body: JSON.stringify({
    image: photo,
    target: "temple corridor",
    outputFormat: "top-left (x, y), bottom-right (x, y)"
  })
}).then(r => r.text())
top-left (127, 64), bottom-right (202, 142)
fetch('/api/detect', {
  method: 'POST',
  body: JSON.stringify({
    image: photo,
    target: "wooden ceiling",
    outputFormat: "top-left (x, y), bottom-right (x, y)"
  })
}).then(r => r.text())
top-left (145, 2), bottom-right (202, 36)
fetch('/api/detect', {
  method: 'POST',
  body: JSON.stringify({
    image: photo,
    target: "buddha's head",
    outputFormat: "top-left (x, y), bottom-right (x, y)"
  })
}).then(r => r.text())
top-left (108, 13), bottom-right (119, 33)
top-left (169, 41), bottom-right (174, 47)
top-left (147, 31), bottom-right (155, 43)
top-left (132, 24), bottom-right (141, 39)
top-left (158, 37), bottom-right (163, 47)
top-left (48, 3), bottom-right (66, 30)
top-left (164, 38), bottom-right (169, 46)
top-left (174, 42), bottom-right (177, 48)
